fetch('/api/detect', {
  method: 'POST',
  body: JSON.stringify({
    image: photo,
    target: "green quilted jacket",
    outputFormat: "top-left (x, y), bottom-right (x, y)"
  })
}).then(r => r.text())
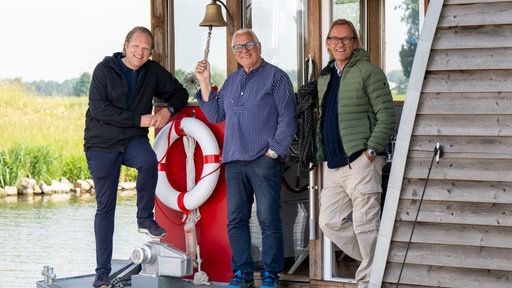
top-left (316, 48), bottom-right (396, 162)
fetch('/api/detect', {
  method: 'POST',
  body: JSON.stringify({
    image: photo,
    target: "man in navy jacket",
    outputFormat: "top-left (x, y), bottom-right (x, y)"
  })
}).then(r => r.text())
top-left (84, 26), bottom-right (188, 288)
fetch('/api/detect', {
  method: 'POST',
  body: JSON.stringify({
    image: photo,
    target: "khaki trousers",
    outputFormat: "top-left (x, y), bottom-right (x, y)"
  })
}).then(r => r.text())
top-left (319, 154), bottom-right (385, 284)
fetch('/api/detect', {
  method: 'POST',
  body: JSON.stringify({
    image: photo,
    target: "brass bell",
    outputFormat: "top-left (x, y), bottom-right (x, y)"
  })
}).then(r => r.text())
top-left (199, 0), bottom-right (228, 27)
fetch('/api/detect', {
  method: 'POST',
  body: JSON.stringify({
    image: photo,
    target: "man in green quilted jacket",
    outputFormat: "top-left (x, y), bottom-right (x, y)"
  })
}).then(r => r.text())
top-left (316, 19), bottom-right (396, 288)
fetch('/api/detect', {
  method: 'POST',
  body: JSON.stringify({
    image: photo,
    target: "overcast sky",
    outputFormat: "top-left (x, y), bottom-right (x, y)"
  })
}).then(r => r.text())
top-left (0, 0), bottom-right (408, 82)
top-left (0, 0), bottom-right (150, 82)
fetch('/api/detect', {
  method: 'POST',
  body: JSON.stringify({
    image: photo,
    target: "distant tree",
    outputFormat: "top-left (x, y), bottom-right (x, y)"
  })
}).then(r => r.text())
top-left (73, 72), bottom-right (91, 96)
top-left (28, 80), bottom-right (60, 96)
top-left (387, 69), bottom-right (405, 85)
top-left (210, 65), bottom-right (226, 90)
top-left (174, 69), bottom-right (185, 82)
top-left (174, 69), bottom-right (195, 97)
top-left (285, 69), bottom-right (298, 89)
top-left (25, 79), bottom-right (76, 96)
top-left (398, 0), bottom-right (419, 80)
top-left (387, 69), bottom-right (408, 94)
top-left (60, 79), bottom-right (77, 95)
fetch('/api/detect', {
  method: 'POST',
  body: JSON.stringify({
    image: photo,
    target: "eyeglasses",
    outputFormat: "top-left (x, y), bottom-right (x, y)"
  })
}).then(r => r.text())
top-left (232, 41), bottom-right (257, 53)
top-left (327, 36), bottom-right (356, 45)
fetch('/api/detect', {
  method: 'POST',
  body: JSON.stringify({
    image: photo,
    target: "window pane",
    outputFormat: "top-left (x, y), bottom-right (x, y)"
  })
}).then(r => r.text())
top-left (385, 0), bottom-right (420, 101)
top-left (244, 0), bottom-right (308, 275)
top-left (247, 0), bottom-right (305, 90)
top-left (332, 0), bottom-right (361, 41)
top-left (173, 0), bottom-right (227, 98)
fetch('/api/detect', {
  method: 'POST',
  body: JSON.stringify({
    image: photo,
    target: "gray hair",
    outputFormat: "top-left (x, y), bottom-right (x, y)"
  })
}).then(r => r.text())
top-left (231, 28), bottom-right (260, 46)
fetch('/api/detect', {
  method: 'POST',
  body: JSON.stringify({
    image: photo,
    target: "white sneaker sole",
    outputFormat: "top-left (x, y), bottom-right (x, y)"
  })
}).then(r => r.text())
top-left (137, 228), bottom-right (167, 239)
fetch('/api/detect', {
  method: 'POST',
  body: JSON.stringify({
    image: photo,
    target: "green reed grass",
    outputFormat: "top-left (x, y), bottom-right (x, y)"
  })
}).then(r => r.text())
top-left (0, 145), bottom-right (60, 187)
top-left (0, 81), bottom-right (138, 187)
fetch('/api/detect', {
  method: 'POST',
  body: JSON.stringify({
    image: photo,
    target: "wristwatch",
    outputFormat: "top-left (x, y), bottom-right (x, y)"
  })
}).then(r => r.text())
top-left (167, 106), bottom-right (175, 116)
top-left (267, 148), bottom-right (279, 159)
top-left (366, 148), bottom-right (377, 157)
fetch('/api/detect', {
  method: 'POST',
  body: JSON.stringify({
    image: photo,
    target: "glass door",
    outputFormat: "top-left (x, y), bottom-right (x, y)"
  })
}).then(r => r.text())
top-left (244, 0), bottom-right (310, 278)
top-left (320, 0), bottom-right (420, 283)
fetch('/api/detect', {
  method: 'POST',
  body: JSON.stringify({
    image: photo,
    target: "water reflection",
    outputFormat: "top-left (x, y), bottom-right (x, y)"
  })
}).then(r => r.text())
top-left (0, 194), bottom-right (149, 288)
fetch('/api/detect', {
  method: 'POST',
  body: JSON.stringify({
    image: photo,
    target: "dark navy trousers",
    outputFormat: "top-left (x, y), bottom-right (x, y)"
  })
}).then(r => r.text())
top-left (85, 136), bottom-right (158, 276)
top-left (225, 155), bottom-right (285, 275)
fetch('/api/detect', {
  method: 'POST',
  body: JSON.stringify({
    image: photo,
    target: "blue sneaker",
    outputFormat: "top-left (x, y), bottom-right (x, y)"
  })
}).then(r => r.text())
top-left (225, 270), bottom-right (255, 288)
top-left (260, 270), bottom-right (279, 288)
top-left (92, 272), bottom-right (110, 288)
top-left (137, 219), bottom-right (167, 239)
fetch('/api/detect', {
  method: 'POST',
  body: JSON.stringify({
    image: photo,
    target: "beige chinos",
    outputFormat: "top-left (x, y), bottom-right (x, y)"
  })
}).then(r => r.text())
top-left (319, 154), bottom-right (385, 286)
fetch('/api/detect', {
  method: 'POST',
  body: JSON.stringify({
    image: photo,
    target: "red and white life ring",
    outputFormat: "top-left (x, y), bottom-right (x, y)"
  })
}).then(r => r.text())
top-left (153, 117), bottom-right (221, 212)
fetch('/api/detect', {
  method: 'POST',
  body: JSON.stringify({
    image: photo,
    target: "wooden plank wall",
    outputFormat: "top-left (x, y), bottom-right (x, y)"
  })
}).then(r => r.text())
top-left (382, 1), bottom-right (512, 287)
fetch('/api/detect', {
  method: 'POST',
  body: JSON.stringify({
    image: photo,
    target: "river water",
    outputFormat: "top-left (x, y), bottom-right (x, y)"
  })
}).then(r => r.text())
top-left (0, 193), bottom-right (149, 288)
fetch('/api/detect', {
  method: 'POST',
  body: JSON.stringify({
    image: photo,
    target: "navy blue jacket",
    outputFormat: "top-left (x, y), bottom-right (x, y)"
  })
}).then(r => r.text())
top-left (84, 52), bottom-right (188, 151)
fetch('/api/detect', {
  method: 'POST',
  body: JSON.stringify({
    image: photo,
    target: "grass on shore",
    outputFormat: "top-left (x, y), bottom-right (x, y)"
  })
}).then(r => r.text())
top-left (0, 80), bottom-right (137, 187)
top-left (0, 80), bottom-right (404, 188)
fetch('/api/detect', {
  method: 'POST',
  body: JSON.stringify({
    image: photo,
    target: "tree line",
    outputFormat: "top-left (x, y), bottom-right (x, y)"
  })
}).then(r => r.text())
top-left (4, 72), bottom-right (92, 97)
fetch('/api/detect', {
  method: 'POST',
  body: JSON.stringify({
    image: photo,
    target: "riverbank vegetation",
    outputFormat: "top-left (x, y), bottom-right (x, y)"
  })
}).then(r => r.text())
top-left (0, 80), bottom-right (137, 188)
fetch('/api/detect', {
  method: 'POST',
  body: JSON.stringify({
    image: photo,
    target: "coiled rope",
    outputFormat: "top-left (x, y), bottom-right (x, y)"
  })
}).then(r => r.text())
top-left (295, 57), bottom-right (318, 171)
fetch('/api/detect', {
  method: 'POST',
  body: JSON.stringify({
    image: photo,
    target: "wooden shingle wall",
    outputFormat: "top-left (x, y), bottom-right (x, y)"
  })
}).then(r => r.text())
top-left (373, 1), bottom-right (512, 287)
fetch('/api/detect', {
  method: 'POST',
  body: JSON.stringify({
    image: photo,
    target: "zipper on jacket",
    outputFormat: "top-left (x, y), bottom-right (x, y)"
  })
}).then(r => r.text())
top-left (340, 65), bottom-right (352, 170)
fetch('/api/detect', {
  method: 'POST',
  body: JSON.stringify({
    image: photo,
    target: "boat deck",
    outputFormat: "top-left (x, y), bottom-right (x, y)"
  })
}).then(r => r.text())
top-left (35, 258), bottom-right (360, 288)
top-left (36, 260), bottom-right (228, 288)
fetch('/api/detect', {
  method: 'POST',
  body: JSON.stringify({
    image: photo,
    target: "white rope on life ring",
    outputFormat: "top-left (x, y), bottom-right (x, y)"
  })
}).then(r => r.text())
top-left (153, 117), bottom-right (221, 212)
